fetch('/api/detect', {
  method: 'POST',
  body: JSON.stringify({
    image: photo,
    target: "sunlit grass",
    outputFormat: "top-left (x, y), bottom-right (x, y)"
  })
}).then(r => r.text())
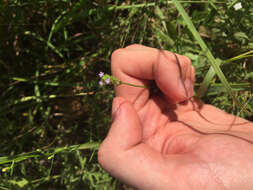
top-left (0, 0), bottom-right (252, 189)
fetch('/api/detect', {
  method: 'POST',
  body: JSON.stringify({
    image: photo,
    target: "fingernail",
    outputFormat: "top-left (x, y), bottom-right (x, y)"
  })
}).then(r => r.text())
top-left (112, 98), bottom-right (121, 122)
top-left (184, 78), bottom-right (194, 98)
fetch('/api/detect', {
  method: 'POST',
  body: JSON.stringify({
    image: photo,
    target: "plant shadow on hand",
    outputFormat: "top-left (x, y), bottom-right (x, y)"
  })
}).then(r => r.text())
top-left (147, 50), bottom-right (253, 145)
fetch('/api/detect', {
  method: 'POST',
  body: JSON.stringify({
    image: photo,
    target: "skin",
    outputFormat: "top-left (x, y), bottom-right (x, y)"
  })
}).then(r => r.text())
top-left (98, 44), bottom-right (253, 190)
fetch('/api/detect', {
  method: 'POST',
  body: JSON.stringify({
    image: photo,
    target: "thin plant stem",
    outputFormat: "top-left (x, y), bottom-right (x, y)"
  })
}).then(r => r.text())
top-left (119, 81), bottom-right (148, 88)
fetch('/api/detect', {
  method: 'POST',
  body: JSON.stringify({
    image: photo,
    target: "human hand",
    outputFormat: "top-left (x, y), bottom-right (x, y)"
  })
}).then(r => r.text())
top-left (98, 44), bottom-right (253, 190)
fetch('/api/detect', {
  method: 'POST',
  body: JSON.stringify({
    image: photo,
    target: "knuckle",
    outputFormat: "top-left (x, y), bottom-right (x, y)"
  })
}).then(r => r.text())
top-left (111, 48), bottom-right (125, 60)
top-left (97, 140), bottom-right (115, 168)
top-left (97, 142), bottom-right (108, 166)
top-left (183, 56), bottom-right (192, 66)
top-left (110, 48), bottom-right (126, 66)
top-left (125, 44), bottom-right (142, 49)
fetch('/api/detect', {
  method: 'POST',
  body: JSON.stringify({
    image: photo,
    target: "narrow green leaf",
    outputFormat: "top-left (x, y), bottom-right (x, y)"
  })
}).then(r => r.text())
top-left (24, 31), bottom-right (64, 58)
top-left (0, 142), bottom-right (99, 165)
top-left (171, 0), bottom-right (252, 115)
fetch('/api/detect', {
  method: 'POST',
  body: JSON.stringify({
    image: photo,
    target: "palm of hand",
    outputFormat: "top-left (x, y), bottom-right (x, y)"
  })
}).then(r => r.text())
top-left (138, 95), bottom-right (253, 189)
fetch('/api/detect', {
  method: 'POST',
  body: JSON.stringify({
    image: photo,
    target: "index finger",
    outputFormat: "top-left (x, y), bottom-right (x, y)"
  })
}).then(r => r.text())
top-left (111, 44), bottom-right (194, 110)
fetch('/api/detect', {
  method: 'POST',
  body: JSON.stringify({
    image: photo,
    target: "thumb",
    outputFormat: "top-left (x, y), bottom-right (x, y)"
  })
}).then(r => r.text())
top-left (103, 97), bottom-right (143, 150)
top-left (97, 96), bottom-right (143, 179)
top-left (98, 97), bottom-right (178, 189)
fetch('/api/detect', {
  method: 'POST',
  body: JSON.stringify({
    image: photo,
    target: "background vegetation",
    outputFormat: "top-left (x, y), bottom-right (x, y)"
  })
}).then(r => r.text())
top-left (0, 0), bottom-right (252, 189)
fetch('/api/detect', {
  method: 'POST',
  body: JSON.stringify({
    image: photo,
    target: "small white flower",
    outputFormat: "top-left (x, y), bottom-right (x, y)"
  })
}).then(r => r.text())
top-left (99, 80), bottom-right (104, 86)
top-left (98, 72), bottom-right (104, 78)
top-left (233, 2), bottom-right (242, 10)
top-left (105, 78), bottom-right (110, 84)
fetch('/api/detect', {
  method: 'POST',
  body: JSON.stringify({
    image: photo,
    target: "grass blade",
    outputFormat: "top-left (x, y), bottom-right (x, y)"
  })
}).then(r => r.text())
top-left (0, 142), bottom-right (99, 165)
top-left (171, 0), bottom-right (252, 115)
top-left (24, 31), bottom-right (64, 59)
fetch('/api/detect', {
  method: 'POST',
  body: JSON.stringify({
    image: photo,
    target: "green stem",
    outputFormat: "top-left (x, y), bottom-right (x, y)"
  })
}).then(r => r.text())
top-left (222, 50), bottom-right (253, 65)
top-left (0, 142), bottom-right (99, 165)
top-left (120, 81), bottom-right (148, 88)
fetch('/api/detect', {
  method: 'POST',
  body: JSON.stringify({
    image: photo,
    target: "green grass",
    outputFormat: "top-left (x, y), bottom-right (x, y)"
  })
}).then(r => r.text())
top-left (0, 0), bottom-right (252, 189)
top-left (172, 0), bottom-right (252, 115)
